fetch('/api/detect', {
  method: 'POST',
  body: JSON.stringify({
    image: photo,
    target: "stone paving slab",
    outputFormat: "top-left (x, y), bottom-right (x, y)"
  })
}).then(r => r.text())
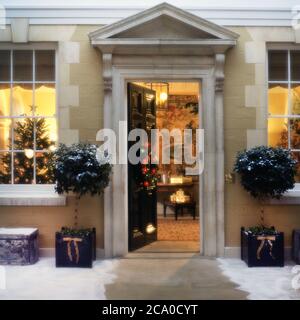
top-left (105, 256), bottom-right (248, 300)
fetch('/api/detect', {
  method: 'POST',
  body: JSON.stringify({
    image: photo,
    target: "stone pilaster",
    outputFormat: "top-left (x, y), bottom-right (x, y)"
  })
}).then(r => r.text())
top-left (214, 53), bottom-right (225, 257)
top-left (102, 52), bottom-right (114, 258)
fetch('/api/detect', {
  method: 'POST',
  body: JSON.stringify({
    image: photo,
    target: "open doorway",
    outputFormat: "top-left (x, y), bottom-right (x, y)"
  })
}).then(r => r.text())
top-left (128, 81), bottom-right (200, 253)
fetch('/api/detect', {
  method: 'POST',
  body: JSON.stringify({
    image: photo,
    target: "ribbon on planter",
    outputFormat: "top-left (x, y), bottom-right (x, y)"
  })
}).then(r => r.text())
top-left (63, 237), bottom-right (82, 264)
top-left (256, 235), bottom-right (276, 260)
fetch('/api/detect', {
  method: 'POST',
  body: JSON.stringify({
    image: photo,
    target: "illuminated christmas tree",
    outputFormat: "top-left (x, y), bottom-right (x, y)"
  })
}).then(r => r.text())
top-left (0, 118), bottom-right (55, 184)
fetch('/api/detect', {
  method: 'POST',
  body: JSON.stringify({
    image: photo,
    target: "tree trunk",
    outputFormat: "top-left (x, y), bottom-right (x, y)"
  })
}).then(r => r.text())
top-left (260, 206), bottom-right (265, 227)
top-left (74, 195), bottom-right (80, 229)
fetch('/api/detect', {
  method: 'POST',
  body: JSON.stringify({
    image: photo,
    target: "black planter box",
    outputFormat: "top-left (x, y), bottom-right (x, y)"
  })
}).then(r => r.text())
top-left (60, 227), bottom-right (96, 261)
top-left (241, 227), bottom-right (284, 267)
top-left (292, 230), bottom-right (300, 264)
top-left (55, 228), bottom-right (96, 268)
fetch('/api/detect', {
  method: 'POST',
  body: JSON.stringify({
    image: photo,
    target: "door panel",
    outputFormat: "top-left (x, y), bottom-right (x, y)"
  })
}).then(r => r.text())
top-left (128, 83), bottom-right (157, 251)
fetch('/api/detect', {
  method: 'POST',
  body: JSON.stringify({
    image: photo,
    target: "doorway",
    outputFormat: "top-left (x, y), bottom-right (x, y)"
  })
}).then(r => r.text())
top-left (127, 81), bottom-right (200, 253)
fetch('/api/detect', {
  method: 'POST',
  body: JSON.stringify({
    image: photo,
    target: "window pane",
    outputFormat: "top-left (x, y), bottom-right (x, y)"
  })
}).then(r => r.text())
top-left (13, 152), bottom-right (33, 184)
top-left (268, 51), bottom-right (288, 81)
top-left (36, 152), bottom-right (55, 184)
top-left (268, 118), bottom-right (288, 148)
top-left (0, 51), bottom-right (10, 81)
top-left (291, 84), bottom-right (300, 115)
top-left (12, 84), bottom-right (33, 116)
top-left (13, 118), bottom-right (34, 150)
top-left (292, 152), bottom-right (300, 183)
top-left (0, 118), bottom-right (11, 150)
top-left (0, 83), bottom-right (11, 116)
top-left (13, 51), bottom-right (33, 81)
top-left (35, 51), bottom-right (55, 81)
top-left (34, 83), bottom-right (55, 116)
top-left (0, 49), bottom-right (56, 185)
top-left (268, 83), bottom-right (288, 115)
top-left (0, 152), bottom-right (11, 184)
top-left (290, 119), bottom-right (300, 149)
top-left (35, 118), bottom-right (57, 150)
top-left (291, 51), bottom-right (300, 81)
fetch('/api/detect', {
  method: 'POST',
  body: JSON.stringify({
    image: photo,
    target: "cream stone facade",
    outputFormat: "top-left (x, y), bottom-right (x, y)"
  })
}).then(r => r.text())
top-left (1, 1), bottom-right (300, 258)
top-left (0, 23), bottom-right (106, 255)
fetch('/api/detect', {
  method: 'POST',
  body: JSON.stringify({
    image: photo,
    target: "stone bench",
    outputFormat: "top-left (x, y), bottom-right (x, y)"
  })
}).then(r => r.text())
top-left (0, 228), bottom-right (39, 265)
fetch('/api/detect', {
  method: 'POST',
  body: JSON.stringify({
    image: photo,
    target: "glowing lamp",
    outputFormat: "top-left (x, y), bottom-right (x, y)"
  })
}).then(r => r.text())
top-left (24, 149), bottom-right (34, 159)
top-left (170, 189), bottom-right (191, 203)
top-left (146, 224), bottom-right (156, 234)
top-left (159, 92), bottom-right (168, 102)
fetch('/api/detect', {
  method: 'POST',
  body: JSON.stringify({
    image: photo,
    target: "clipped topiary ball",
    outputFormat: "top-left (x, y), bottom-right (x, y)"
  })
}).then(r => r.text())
top-left (53, 143), bottom-right (112, 197)
top-left (234, 146), bottom-right (297, 200)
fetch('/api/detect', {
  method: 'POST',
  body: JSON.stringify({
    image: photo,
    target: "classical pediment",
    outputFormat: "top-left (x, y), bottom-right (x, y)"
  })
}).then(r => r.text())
top-left (111, 15), bottom-right (219, 40)
top-left (89, 2), bottom-right (238, 54)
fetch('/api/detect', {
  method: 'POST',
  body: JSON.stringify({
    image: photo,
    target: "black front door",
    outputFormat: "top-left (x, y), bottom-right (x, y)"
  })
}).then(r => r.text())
top-left (128, 83), bottom-right (157, 251)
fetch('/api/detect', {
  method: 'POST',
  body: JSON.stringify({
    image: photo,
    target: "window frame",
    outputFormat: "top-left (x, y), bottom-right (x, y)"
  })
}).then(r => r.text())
top-left (267, 45), bottom-right (300, 196)
top-left (0, 45), bottom-right (58, 186)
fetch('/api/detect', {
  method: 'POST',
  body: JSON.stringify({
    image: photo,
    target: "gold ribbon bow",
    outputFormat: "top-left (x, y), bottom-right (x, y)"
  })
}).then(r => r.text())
top-left (63, 237), bottom-right (82, 264)
top-left (256, 235), bottom-right (276, 260)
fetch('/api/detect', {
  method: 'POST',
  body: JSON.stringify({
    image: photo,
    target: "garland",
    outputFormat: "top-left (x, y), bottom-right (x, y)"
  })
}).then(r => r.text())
top-left (140, 163), bottom-right (158, 191)
top-left (138, 143), bottom-right (158, 192)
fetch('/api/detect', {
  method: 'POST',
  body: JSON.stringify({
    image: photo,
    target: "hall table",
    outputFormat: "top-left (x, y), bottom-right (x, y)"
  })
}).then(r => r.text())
top-left (163, 200), bottom-right (196, 220)
top-left (157, 182), bottom-right (194, 192)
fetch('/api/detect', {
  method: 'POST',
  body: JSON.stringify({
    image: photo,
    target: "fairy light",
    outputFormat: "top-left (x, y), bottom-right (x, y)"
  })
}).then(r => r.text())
top-left (24, 148), bottom-right (34, 159)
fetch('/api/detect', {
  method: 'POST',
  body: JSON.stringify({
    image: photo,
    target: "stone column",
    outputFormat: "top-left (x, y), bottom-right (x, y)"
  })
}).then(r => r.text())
top-left (102, 53), bottom-right (114, 258)
top-left (202, 76), bottom-right (217, 256)
top-left (214, 53), bottom-right (225, 257)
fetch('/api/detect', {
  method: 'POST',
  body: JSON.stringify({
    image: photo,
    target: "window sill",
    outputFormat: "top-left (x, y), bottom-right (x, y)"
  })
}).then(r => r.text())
top-left (268, 186), bottom-right (300, 205)
top-left (0, 185), bottom-right (66, 206)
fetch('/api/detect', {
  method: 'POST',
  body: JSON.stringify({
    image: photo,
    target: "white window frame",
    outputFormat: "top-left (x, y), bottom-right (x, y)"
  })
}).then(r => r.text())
top-left (267, 45), bottom-right (300, 202)
top-left (0, 43), bottom-right (65, 206)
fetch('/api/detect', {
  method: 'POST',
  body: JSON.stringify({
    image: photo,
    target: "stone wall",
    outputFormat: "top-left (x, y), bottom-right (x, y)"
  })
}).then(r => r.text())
top-left (0, 25), bottom-right (105, 249)
top-left (1, 23), bottom-right (300, 251)
top-left (224, 26), bottom-right (300, 248)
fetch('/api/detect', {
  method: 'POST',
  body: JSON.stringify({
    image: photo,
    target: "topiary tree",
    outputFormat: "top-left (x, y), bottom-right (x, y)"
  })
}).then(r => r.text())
top-left (53, 143), bottom-right (112, 230)
top-left (234, 146), bottom-right (297, 230)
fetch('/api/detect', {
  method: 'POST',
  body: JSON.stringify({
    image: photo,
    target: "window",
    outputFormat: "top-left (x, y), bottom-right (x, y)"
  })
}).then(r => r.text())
top-left (268, 50), bottom-right (300, 182)
top-left (0, 50), bottom-right (57, 184)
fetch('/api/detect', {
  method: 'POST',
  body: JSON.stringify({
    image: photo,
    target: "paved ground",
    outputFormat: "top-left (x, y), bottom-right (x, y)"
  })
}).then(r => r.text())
top-left (105, 254), bottom-right (247, 300)
top-left (1, 256), bottom-right (299, 300)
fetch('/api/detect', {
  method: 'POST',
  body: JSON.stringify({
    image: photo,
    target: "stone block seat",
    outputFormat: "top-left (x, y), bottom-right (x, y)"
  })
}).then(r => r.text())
top-left (0, 228), bottom-right (39, 265)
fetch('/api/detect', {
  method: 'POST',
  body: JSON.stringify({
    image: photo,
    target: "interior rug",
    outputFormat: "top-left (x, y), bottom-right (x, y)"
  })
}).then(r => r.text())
top-left (157, 218), bottom-right (199, 241)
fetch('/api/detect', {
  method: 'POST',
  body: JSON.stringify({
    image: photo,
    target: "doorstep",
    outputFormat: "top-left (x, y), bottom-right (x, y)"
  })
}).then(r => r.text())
top-left (124, 252), bottom-right (212, 259)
